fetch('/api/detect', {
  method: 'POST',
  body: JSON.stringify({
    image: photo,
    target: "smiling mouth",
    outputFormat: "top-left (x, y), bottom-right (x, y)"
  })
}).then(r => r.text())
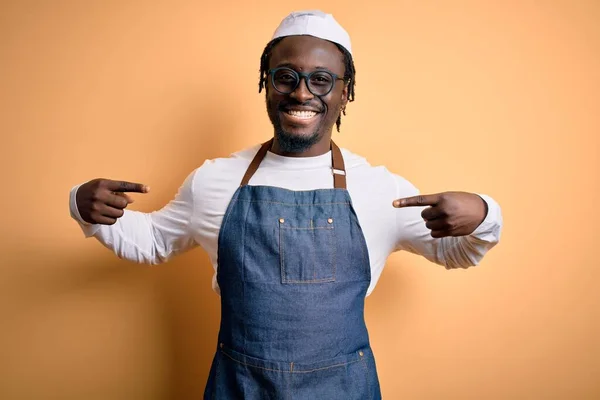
top-left (286, 110), bottom-right (318, 118)
top-left (281, 109), bottom-right (321, 125)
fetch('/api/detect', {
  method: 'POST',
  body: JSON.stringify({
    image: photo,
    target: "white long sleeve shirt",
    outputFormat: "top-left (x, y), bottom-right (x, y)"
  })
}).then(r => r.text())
top-left (69, 145), bottom-right (503, 296)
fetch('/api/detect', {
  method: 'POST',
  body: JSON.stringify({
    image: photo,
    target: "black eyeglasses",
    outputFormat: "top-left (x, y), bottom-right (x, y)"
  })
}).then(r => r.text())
top-left (268, 67), bottom-right (345, 97)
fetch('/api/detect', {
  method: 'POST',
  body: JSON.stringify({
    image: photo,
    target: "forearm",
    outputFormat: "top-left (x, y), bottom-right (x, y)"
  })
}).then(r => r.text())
top-left (69, 178), bottom-right (196, 264)
top-left (80, 211), bottom-right (169, 264)
top-left (420, 233), bottom-right (497, 269)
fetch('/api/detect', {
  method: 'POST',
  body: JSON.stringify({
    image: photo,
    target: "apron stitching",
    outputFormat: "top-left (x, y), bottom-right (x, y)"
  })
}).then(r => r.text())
top-left (361, 354), bottom-right (372, 400)
top-left (311, 218), bottom-right (316, 280)
top-left (350, 210), bottom-right (371, 278)
top-left (216, 195), bottom-right (239, 265)
top-left (280, 222), bottom-right (286, 283)
top-left (331, 223), bottom-right (337, 280)
top-left (212, 351), bottom-right (221, 400)
top-left (240, 196), bottom-right (252, 287)
top-left (220, 349), bottom-right (364, 373)
top-left (281, 226), bottom-right (334, 230)
top-left (282, 278), bottom-right (334, 283)
top-left (237, 200), bottom-right (351, 206)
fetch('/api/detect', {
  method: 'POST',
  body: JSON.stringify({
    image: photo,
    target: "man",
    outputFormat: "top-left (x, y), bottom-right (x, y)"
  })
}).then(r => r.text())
top-left (69, 10), bottom-right (502, 399)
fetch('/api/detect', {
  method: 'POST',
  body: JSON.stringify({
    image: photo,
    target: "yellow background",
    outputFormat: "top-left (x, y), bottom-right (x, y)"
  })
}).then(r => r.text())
top-left (1, 1), bottom-right (599, 399)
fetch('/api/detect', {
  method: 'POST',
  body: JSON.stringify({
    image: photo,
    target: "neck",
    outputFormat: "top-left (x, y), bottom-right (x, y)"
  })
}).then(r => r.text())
top-left (270, 134), bottom-right (332, 157)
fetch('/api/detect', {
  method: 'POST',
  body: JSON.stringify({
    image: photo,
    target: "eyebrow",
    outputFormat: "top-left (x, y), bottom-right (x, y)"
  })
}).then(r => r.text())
top-left (275, 63), bottom-right (336, 73)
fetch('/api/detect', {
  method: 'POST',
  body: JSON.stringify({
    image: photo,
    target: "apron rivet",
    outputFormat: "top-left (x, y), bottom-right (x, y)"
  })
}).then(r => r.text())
top-left (279, 218), bottom-right (285, 224)
top-left (327, 218), bottom-right (333, 224)
top-left (359, 350), bottom-right (364, 357)
top-left (220, 343), bottom-right (223, 348)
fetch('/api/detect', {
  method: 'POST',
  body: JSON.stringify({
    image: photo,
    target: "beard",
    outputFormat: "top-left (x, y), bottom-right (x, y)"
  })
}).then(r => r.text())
top-left (267, 96), bottom-right (325, 154)
top-left (273, 125), bottom-right (321, 153)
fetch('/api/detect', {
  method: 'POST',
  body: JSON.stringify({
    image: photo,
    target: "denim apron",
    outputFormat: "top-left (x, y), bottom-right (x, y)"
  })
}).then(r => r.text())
top-left (204, 139), bottom-right (382, 399)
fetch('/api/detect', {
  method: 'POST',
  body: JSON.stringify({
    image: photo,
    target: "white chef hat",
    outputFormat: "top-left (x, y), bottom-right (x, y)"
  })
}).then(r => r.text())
top-left (271, 10), bottom-right (352, 56)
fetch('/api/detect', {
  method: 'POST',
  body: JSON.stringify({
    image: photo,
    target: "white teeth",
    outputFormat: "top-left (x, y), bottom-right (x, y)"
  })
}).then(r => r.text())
top-left (286, 110), bottom-right (317, 119)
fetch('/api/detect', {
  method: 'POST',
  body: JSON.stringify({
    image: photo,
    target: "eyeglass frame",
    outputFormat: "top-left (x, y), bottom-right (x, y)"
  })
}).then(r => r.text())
top-left (267, 67), bottom-right (346, 97)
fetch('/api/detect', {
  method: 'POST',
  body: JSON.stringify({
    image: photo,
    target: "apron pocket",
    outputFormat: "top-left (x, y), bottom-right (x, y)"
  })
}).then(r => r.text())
top-left (215, 343), bottom-right (375, 400)
top-left (279, 216), bottom-right (336, 283)
top-left (214, 343), bottom-right (289, 400)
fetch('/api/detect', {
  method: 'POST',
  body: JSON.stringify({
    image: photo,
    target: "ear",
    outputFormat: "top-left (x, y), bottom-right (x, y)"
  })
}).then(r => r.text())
top-left (341, 82), bottom-right (349, 106)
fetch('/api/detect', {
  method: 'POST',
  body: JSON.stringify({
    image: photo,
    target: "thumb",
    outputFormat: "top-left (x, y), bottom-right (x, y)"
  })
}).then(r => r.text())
top-left (113, 192), bottom-right (135, 204)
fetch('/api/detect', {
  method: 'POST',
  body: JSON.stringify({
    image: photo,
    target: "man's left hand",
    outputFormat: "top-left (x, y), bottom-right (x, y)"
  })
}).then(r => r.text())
top-left (393, 192), bottom-right (488, 238)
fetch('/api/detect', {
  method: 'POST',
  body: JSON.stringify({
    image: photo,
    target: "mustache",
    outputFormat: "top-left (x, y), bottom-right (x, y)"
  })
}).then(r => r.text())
top-left (278, 100), bottom-right (325, 113)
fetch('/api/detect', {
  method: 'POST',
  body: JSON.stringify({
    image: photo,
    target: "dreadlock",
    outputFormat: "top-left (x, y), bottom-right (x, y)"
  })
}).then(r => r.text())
top-left (258, 38), bottom-right (356, 132)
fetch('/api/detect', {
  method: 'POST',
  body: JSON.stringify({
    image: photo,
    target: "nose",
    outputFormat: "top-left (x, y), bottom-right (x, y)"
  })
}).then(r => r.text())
top-left (289, 77), bottom-right (314, 103)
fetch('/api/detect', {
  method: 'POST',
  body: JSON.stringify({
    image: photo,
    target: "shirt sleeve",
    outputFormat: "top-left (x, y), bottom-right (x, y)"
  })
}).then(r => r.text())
top-left (393, 176), bottom-right (503, 269)
top-left (69, 170), bottom-right (199, 264)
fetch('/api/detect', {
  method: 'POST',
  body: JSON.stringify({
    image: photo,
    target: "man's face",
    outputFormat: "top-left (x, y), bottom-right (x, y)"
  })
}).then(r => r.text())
top-left (266, 35), bottom-right (348, 153)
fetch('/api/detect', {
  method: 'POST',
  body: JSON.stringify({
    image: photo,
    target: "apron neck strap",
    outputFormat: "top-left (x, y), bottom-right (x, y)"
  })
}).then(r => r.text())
top-left (330, 140), bottom-right (347, 189)
top-left (239, 138), bottom-right (347, 189)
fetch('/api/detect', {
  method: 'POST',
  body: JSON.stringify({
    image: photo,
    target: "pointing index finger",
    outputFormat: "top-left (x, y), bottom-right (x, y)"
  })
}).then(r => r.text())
top-left (393, 193), bottom-right (441, 208)
top-left (105, 180), bottom-right (150, 193)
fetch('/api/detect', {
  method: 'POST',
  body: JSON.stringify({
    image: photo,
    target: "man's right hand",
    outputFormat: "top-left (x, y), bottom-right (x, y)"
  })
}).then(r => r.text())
top-left (76, 179), bottom-right (150, 225)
